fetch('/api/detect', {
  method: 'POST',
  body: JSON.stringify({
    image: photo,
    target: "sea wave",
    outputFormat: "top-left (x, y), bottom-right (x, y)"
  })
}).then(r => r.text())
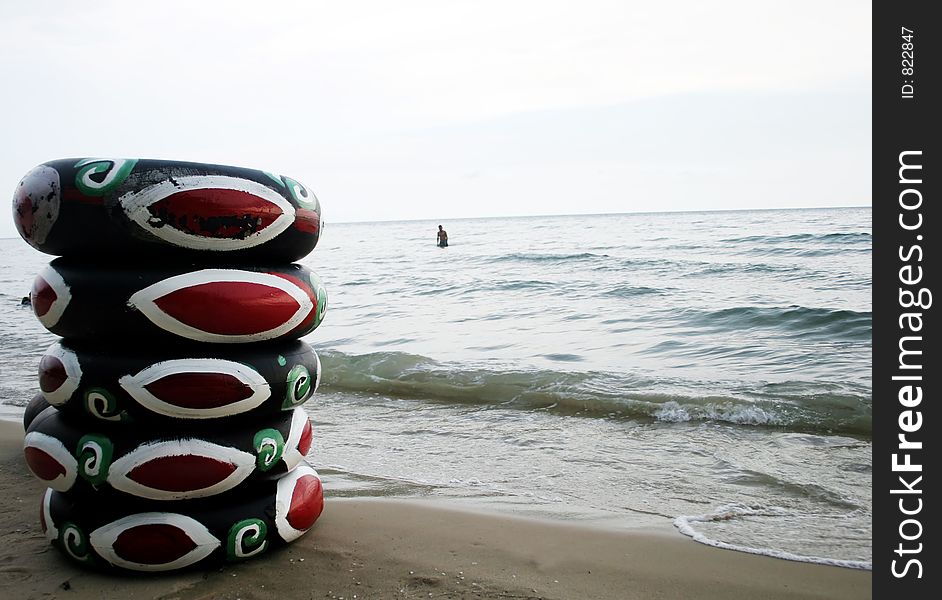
top-left (318, 350), bottom-right (872, 436)
top-left (487, 252), bottom-right (610, 264)
top-left (602, 284), bottom-right (666, 298)
top-left (746, 246), bottom-right (871, 258)
top-left (674, 503), bottom-right (872, 569)
top-left (690, 262), bottom-right (807, 277)
top-left (721, 232), bottom-right (872, 244)
top-left (488, 279), bottom-right (559, 291)
top-left (684, 306), bottom-right (872, 340)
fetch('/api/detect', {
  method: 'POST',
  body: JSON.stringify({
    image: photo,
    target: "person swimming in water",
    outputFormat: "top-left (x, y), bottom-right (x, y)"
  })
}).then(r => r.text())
top-left (437, 225), bottom-right (448, 247)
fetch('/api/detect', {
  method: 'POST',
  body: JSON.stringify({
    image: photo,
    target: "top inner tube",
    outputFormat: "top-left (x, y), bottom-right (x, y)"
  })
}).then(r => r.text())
top-left (12, 158), bottom-right (321, 262)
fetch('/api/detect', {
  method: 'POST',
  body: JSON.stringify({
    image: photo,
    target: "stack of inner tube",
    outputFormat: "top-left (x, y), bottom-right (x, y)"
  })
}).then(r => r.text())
top-left (14, 158), bottom-right (328, 571)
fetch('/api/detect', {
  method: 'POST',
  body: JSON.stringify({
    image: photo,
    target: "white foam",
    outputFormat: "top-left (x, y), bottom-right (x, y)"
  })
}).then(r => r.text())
top-left (653, 401), bottom-right (691, 422)
top-left (673, 503), bottom-right (872, 570)
top-left (653, 401), bottom-right (782, 426)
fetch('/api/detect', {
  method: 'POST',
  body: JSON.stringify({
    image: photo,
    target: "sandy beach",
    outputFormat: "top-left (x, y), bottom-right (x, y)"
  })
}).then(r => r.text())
top-left (0, 419), bottom-right (869, 599)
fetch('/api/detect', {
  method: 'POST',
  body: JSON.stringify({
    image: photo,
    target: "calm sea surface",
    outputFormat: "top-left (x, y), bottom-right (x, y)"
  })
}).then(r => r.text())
top-left (0, 208), bottom-right (872, 567)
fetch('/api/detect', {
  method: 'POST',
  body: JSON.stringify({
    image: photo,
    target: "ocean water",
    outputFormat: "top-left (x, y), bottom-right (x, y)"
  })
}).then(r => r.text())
top-left (0, 208), bottom-right (872, 568)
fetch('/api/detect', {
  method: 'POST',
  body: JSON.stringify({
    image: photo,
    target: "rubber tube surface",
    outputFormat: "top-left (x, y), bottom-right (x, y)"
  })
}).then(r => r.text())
top-left (31, 259), bottom-right (327, 343)
top-left (23, 393), bottom-right (51, 430)
top-left (13, 158), bottom-right (321, 261)
top-left (24, 406), bottom-right (313, 500)
top-left (39, 339), bottom-right (320, 423)
top-left (40, 463), bottom-right (324, 571)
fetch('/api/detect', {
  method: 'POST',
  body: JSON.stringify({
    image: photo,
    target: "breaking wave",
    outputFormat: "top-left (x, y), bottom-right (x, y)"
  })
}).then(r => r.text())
top-left (319, 350), bottom-right (872, 437)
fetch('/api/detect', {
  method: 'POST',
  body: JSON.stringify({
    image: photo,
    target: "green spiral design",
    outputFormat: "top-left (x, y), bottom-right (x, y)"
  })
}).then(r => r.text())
top-left (76, 434), bottom-right (113, 486)
top-left (310, 273), bottom-right (328, 329)
top-left (74, 158), bottom-right (137, 196)
top-left (262, 171), bottom-right (287, 188)
top-left (60, 522), bottom-right (91, 562)
top-left (227, 518), bottom-right (268, 560)
top-left (283, 176), bottom-right (318, 209)
top-left (253, 428), bottom-right (284, 472)
top-left (283, 364), bottom-right (312, 408)
top-left (84, 387), bottom-right (123, 421)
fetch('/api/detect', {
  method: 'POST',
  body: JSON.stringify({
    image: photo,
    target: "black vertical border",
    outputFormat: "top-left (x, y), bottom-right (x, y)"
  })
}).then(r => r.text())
top-left (873, 1), bottom-right (938, 596)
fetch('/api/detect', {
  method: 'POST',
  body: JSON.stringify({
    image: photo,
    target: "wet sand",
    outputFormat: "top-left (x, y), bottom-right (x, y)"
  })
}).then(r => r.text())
top-left (1, 419), bottom-right (870, 599)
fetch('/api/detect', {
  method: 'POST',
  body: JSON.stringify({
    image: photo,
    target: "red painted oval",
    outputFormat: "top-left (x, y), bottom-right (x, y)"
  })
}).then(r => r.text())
top-left (153, 281), bottom-right (301, 335)
top-left (144, 372), bottom-right (254, 409)
top-left (31, 276), bottom-right (56, 318)
top-left (286, 474), bottom-right (323, 531)
top-left (24, 446), bottom-right (66, 481)
top-left (148, 189), bottom-right (282, 239)
top-left (294, 208), bottom-right (320, 234)
top-left (298, 418), bottom-right (313, 457)
top-left (113, 523), bottom-right (197, 565)
top-left (39, 355), bottom-right (68, 393)
top-left (127, 455), bottom-right (238, 492)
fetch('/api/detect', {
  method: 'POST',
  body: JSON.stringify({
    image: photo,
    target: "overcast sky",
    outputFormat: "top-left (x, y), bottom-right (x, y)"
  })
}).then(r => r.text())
top-left (1, 1), bottom-right (870, 236)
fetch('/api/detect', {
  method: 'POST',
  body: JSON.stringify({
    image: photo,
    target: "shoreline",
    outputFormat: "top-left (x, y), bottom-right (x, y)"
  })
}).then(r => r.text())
top-left (1, 419), bottom-right (870, 599)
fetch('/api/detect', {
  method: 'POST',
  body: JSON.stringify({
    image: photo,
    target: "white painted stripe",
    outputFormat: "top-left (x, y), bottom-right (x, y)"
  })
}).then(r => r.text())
top-left (41, 488), bottom-right (58, 542)
top-left (34, 264), bottom-right (71, 328)
top-left (23, 431), bottom-right (78, 492)
top-left (108, 439), bottom-right (256, 501)
top-left (274, 463), bottom-right (320, 542)
top-left (119, 175), bottom-right (295, 251)
top-left (281, 408), bottom-right (310, 472)
top-left (90, 512), bottom-right (220, 571)
top-left (118, 358), bottom-right (271, 419)
top-left (40, 343), bottom-right (83, 406)
top-left (127, 269), bottom-right (313, 343)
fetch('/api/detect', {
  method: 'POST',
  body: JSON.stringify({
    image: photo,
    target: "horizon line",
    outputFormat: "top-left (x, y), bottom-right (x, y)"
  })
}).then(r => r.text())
top-left (326, 204), bottom-right (872, 226)
top-left (0, 204), bottom-right (872, 240)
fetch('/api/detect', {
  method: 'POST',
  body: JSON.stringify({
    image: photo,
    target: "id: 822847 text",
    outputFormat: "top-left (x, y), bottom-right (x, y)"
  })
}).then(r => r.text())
top-left (901, 26), bottom-right (914, 99)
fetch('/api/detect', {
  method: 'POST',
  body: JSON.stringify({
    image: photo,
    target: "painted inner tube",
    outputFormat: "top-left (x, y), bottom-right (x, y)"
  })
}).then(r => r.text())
top-left (39, 339), bottom-right (321, 423)
top-left (24, 393), bottom-right (51, 430)
top-left (31, 259), bottom-right (327, 344)
top-left (13, 158), bottom-right (321, 261)
top-left (40, 462), bottom-right (324, 571)
top-left (24, 405), bottom-right (313, 500)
